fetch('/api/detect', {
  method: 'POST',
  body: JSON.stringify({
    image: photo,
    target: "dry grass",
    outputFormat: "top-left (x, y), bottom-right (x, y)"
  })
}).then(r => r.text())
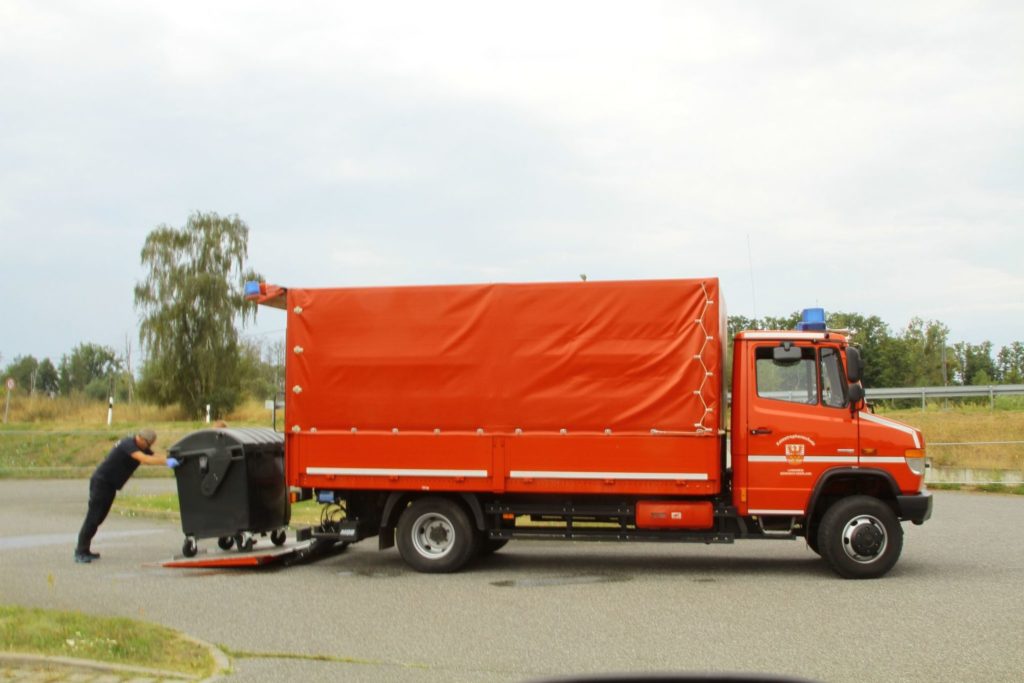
top-left (0, 397), bottom-right (278, 476)
top-left (877, 406), bottom-right (1024, 469)
top-left (3, 397), bottom-right (1022, 472)
top-left (3, 394), bottom-right (276, 426)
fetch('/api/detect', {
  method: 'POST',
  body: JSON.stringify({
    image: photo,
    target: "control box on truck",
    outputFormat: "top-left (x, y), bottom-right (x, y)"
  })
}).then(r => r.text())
top-left (245, 277), bottom-right (932, 579)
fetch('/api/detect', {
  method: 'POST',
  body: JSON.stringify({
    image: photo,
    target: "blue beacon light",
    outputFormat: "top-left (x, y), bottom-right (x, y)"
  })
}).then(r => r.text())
top-left (797, 307), bottom-right (827, 331)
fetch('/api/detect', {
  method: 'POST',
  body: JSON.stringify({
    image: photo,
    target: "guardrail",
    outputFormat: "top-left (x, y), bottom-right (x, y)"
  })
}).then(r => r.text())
top-left (865, 384), bottom-right (1024, 410)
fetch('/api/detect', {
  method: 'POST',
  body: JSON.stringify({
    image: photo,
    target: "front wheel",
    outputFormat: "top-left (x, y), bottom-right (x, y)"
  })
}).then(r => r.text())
top-left (270, 529), bottom-right (287, 546)
top-left (396, 497), bottom-right (478, 573)
top-left (818, 496), bottom-right (903, 579)
top-left (182, 537), bottom-right (198, 558)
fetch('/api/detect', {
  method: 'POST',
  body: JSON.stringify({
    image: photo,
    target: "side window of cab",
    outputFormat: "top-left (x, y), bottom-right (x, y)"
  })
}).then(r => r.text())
top-left (755, 346), bottom-right (817, 404)
top-left (819, 347), bottom-right (849, 408)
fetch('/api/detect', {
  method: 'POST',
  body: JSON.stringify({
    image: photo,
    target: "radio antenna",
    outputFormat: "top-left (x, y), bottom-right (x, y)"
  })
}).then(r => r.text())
top-left (747, 233), bottom-right (758, 325)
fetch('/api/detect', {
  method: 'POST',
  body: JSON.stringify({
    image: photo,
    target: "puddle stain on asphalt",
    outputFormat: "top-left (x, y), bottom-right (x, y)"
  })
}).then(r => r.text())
top-left (490, 574), bottom-right (631, 588)
top-left (336, 566), bottom-right (404, 578)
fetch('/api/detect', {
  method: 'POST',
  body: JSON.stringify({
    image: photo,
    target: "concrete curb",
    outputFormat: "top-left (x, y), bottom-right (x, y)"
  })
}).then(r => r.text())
top-left (183, 633), bottom-right (232, 682)
top-left (0, 633), bottom-right (231, 682)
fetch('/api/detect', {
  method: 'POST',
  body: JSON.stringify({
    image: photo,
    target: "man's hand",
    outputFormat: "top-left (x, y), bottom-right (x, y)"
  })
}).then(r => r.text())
top-left (166, 457), bottom-right (181, 469)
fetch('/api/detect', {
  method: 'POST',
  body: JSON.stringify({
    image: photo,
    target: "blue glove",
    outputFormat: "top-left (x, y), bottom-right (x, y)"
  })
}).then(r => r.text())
top-left (166, 457), bottom-right (181, 469)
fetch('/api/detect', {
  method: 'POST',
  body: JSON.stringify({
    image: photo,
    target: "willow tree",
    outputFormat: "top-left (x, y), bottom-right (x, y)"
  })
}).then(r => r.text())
top-left (134, 212), bottom-right (259, 417)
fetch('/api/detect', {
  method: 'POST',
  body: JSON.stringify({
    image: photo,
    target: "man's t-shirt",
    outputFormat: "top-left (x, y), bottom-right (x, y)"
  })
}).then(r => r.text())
top-left (92, 436), bottom-right (152, 490)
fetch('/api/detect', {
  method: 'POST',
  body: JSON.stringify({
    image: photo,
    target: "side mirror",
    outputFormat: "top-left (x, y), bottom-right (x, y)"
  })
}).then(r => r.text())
top-left (846, 347), bottom-right (864, 383)
top-left (772, 343), bottom-right (803, 363)
top-left (848, 383), bottom-right (865, 406)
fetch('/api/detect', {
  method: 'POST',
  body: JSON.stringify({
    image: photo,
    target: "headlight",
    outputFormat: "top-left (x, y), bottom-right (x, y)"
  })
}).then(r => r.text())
top-left (905, 448), bottom-right (926, 475)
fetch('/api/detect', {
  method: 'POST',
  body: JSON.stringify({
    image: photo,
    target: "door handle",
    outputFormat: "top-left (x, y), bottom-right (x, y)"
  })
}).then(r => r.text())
top-left (750, 428), bottom-right (773, 435)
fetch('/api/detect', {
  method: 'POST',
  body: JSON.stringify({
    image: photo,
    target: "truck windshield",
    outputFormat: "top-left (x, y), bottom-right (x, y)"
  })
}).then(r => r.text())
top-left (755, 347), bottom-right (817, 404)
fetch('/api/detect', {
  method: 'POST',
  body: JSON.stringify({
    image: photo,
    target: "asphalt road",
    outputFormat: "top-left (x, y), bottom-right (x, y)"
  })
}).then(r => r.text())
top-left (1, 479), bottom-right (1022, 682)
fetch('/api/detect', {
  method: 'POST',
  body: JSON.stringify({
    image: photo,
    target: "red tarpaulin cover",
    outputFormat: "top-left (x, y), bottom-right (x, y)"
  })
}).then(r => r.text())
top-left (273, 278), bottom-right (723, 436)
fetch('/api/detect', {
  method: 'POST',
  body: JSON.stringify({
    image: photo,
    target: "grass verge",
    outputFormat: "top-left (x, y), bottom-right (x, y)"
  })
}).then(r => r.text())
top-left (115, 493), bottom-right (324, 526)
top-left (929, 483), bottom-right (1024, 495)
top-left (0, 605), bottom-right (216, 678)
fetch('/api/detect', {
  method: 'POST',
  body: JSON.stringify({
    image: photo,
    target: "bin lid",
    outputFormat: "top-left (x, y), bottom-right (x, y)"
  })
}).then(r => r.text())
top-left (170, 427), bottom-right (283, 455)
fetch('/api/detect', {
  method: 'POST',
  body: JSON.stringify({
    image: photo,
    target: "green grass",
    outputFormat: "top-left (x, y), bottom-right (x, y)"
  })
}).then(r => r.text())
top-left (0, 605), bottom-right (216, 677)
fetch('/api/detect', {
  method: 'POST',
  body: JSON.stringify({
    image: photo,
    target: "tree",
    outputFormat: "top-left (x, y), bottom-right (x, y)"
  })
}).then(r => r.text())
top-left (58, 344), bottom-right (120, 395)
top-left (134, 211), bottom-right (259, 418)
top-left (827, 312), bottom-right (893, 387)
top-left (0, 355), bottom-right (58, 396)
top-left (900, 318), bottom-right (950, 387)
top-left (997, 342), bottom-right (1024, 384)
top-left (36, 359), bottom-right (59, 395)
top-left (952, 341), bottom-right (997, 386)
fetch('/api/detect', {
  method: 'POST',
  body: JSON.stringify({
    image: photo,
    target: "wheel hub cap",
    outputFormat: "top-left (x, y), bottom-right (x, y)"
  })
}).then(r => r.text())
top-left (841, 515), bottom-right (887, 563)
top-left (412, 513), bottom-right (455, 558)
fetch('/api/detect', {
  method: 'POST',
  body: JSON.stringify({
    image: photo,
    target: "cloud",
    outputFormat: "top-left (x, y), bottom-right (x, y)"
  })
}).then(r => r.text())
top-left (1, 1), bottom-right (1023, 362)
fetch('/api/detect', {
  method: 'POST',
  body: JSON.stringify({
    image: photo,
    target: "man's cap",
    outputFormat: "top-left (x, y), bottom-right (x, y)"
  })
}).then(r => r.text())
top-left (137, 428), bottom-right (157, 445)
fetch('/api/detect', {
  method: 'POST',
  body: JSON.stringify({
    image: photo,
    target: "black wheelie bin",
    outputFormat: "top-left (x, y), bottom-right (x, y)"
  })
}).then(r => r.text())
top-left (168, 427), bottom-right (290, 557)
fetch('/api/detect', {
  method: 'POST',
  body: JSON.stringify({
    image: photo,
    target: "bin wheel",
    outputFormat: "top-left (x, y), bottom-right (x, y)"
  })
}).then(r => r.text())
top-left (217, 536), bottom-right (234, 551)
top-left (270, 529), bottom-right (287, 546)
top-left (235, 533), bottom-right (255, 552)
top-left (182, 537), bottom-right (198, 558)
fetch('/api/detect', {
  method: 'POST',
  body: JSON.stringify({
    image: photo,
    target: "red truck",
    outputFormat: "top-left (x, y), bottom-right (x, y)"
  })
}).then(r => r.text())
top-left (245, 277), bottom-right (932, 579)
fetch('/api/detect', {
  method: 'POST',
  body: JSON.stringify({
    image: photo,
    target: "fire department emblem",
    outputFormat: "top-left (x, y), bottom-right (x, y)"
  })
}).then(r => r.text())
top-left (785, 443), bottom-right (805, 465)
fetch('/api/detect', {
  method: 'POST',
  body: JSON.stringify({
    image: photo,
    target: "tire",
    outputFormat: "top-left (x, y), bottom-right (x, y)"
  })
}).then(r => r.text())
top-left (182, 537), bottom-right (198, 558)
top-left (817, 496), bottom-right (903, 579)
top-left (217, 536), bottom-right (234, 551)
top-left (396, 497), bottom-right (478, 573)
top-left (270, 529), bottom-right (287, 546)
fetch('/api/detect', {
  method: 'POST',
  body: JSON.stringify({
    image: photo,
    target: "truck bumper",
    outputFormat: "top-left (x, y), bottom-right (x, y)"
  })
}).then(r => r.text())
top-left (896, 491), bottom-right (933, 525)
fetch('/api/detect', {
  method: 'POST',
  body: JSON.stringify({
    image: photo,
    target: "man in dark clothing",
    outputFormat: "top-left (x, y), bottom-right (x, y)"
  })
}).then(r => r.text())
top-left (75, 428), bottom-right (179, 563)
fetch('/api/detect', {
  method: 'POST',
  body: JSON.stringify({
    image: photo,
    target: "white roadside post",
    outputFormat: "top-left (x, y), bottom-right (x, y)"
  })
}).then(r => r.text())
top-left (3, 378), bottom-right (14, 424)
top-left (206, 404), bottom-right (211, 424)
top-left (106, 396), bottom-right (113, 426)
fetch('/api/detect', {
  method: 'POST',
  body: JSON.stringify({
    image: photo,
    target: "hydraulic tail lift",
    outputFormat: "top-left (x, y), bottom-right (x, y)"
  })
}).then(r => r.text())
top-left (160, 528), bottom-right (347, 569)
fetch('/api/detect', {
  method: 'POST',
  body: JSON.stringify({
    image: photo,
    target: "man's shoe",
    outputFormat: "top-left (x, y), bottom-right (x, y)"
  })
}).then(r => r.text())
top-left (74, 553), bottom-right (92, 563)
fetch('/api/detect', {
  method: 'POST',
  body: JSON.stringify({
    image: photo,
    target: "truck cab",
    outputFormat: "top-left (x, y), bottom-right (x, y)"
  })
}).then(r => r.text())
top-left (730, 311), bottom-right (932, 577)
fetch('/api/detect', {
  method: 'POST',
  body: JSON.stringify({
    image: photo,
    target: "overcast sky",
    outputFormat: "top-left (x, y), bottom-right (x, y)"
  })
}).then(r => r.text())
top-left (2, 0), bottom-right (1022, 368)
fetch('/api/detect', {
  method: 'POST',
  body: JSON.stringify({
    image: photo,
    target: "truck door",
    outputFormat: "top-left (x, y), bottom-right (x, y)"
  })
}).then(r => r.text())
top-left (743, 343), bottom-right (858, 515)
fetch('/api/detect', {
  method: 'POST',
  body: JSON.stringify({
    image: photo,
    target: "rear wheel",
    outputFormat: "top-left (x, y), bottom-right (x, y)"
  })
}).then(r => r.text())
top-left (818, 496), bottom-right (903, 579)
top-left (182, 537), bottom-right (198, 558)
top-left (217, 536), bottom-right (234, 551)
top-left (270, 529), bottom-right (287, 546)
top-left (396, 497), bottom-right (478, 573)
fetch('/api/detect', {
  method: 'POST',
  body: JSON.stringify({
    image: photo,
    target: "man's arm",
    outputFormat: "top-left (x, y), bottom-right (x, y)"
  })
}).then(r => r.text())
top-left (130, 450), bottom-right (170, 466)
